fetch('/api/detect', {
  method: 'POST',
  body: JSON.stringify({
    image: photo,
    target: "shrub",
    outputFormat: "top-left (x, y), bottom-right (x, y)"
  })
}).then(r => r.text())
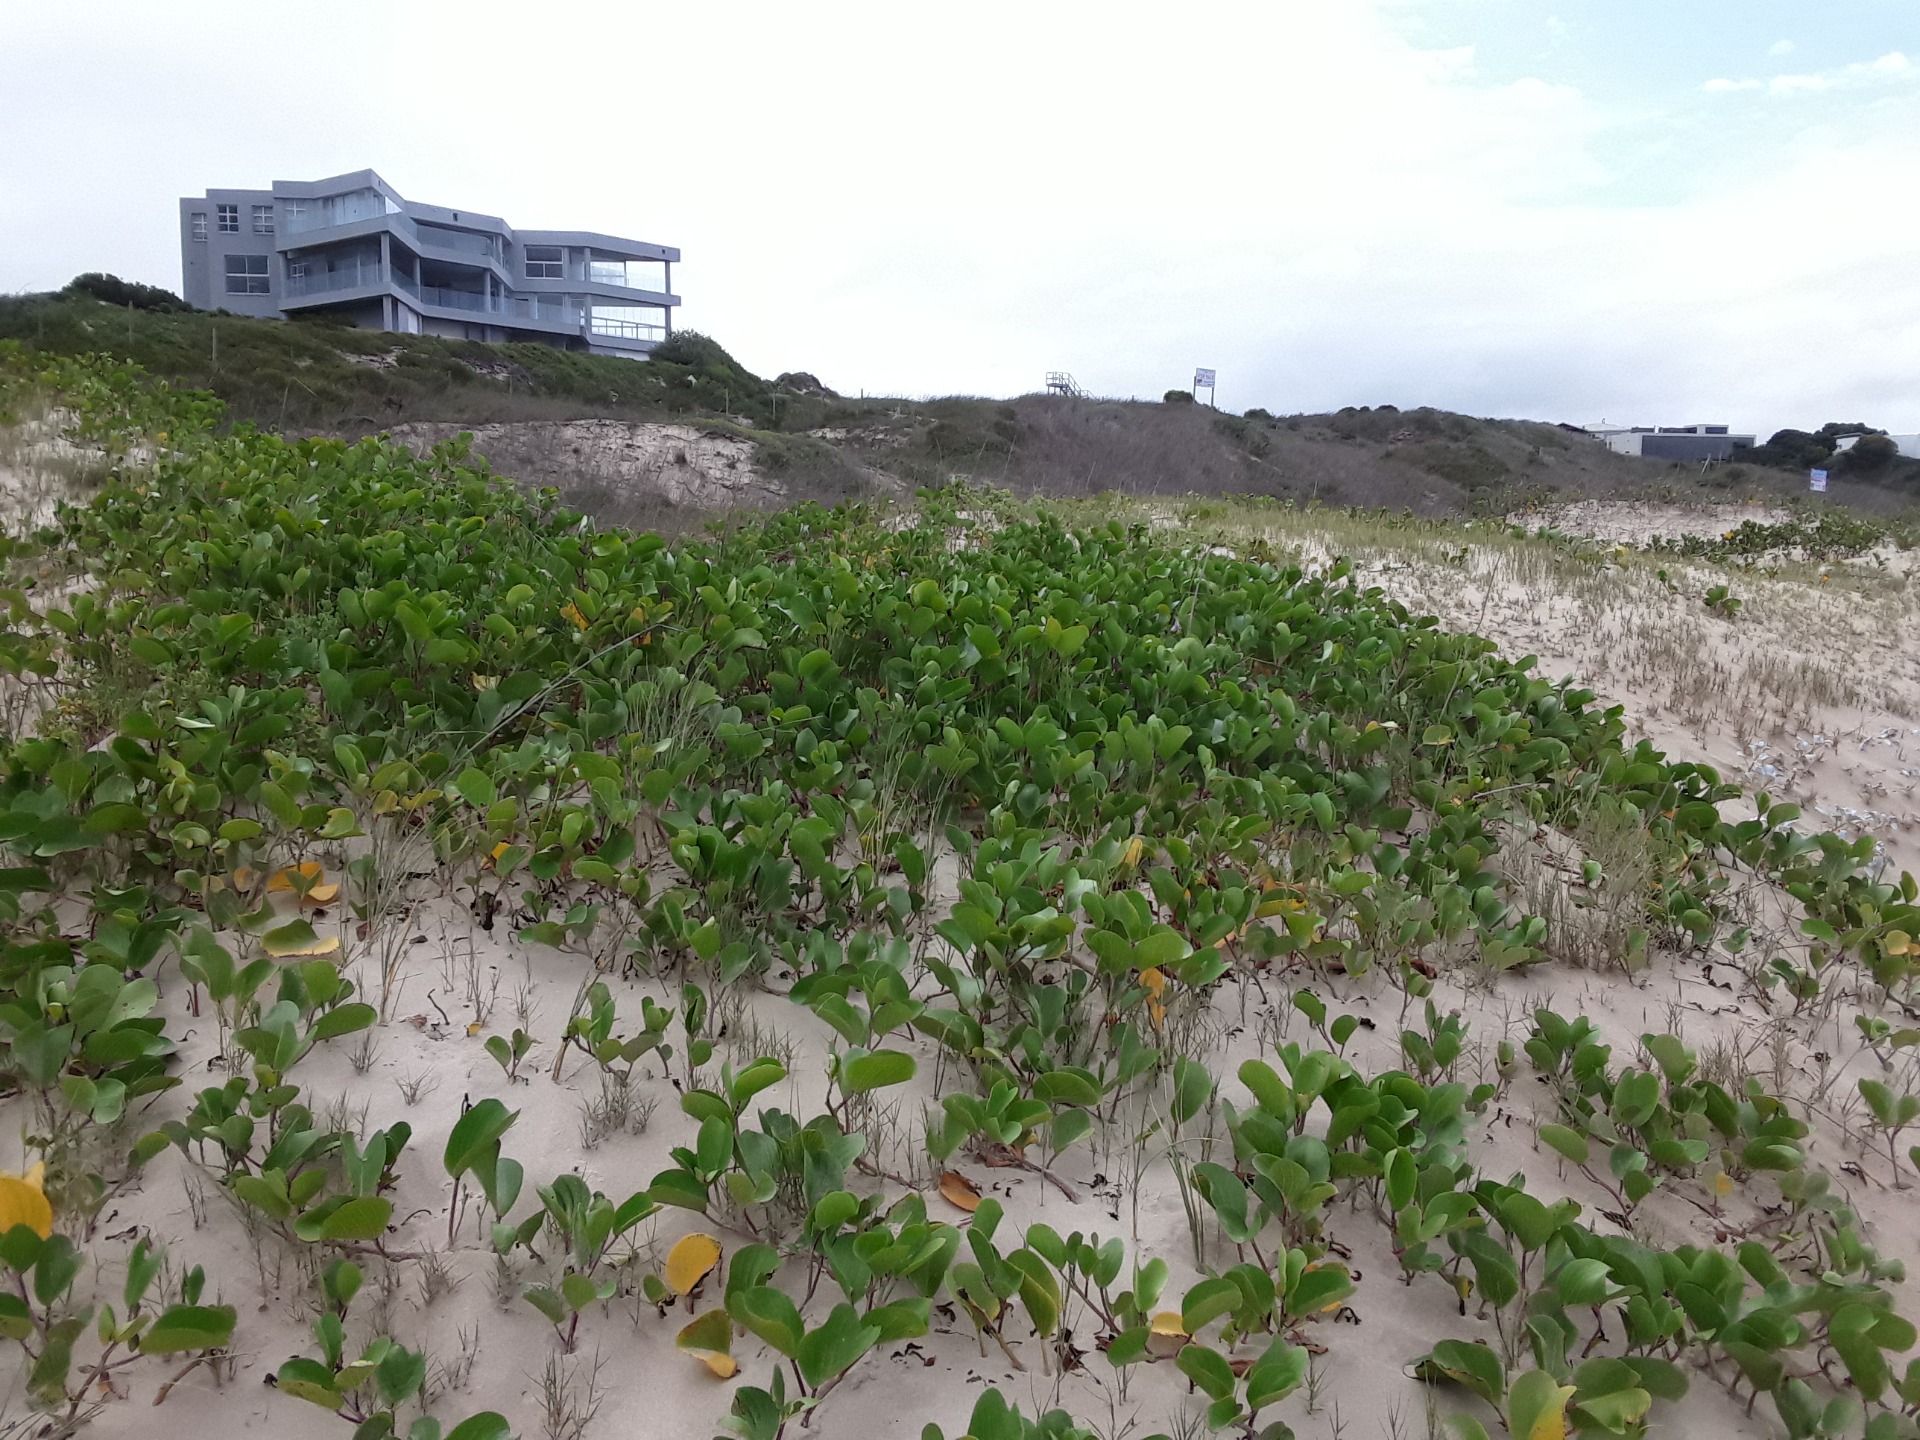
top-left (1839, 433), bottom-right (1899, 473)
top-left (63, 273), bottom-right (186, 313)
top-left (1164, 389), bottom-right (1194, 404)
top-left (1244, 407), bottom-right (1273, 422)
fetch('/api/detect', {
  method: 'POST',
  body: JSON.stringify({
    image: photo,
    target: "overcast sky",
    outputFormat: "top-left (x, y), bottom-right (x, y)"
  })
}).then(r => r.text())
top-left (2, 1), bottom-right (1916, 436)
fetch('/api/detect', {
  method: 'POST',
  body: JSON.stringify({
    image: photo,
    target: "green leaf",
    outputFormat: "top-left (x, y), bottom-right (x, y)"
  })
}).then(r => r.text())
top-left (796, 1302), bottom-right (880, 1389)
top-left (310, 1003), bottom-right (376, 1043)
top-left (443, 1099), bottom-right (517, 1180)
top-left (1572, 1388), bottom-right (1652, 1432)
top-left (1417, 1339), bottom-right (1507, 1407)
top-left (1176, 1342), bottom-right (1236, 1401)
top-left (1539, 1124), bottom-right (1590, 1167)
top-left (1181, 1276), bottom-right (1242, 1335)
top-left (649, 1169), bottom-right (711, 1212)
top-left (1244, 1338), bottom-right (1309, 1411)
top-left (730, 1285), bottom-right (803, 1357)
top-left (452, 768), bottom-right (497, 808)
top-left (139, 1304), bottom-right (236, 1355)
top-left (1172, 1056), bottom-right (1213, 1124)
top-left (842, 1050), bottom-right (917, 1095)
top-left (275, 1356), bottom-right (345, 1409)
top-left (296, 1196), bottom-right (392, 1244)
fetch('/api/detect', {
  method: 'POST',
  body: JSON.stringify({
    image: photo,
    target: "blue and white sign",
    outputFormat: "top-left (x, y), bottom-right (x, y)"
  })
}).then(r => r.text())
top-left (1810, 469), bottom-right (1828, 493)
top-left (1194, 368), bottom-right (1216, 390)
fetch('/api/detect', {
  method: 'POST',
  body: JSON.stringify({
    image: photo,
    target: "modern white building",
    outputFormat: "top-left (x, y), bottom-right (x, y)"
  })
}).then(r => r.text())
top-left (179, 168), bottom-right (679, 359)
top-left (1833, 432), bottom-right (1920, 458)
top-left (1585, 423), bottom-right (1755, 462)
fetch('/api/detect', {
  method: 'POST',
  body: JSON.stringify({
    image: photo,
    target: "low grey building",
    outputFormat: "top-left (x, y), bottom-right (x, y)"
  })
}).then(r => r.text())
top-left (1587, 423), bottom-right (1755, 462)
top-left (179, 169), bottom-right (678, 359)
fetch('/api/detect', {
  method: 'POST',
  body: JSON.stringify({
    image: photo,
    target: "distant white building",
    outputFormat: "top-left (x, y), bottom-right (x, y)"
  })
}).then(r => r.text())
top-left (1585, 423), bottom-right (1755, 462)
top-left (1833, 432), bottom-right (1920, 458)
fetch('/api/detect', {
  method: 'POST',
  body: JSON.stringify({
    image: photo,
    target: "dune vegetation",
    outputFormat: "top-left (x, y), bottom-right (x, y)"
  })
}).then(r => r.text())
top-left (1, 348), bottom-right (1919, 1440)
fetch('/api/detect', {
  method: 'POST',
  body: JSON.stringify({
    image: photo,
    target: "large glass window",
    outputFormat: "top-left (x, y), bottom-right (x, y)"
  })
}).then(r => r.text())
top-left (216, 203), bottom-right (239, 233)
top-left (252, 204), bottom-right (274, 235)
top-left (224, 253), bottom-right (269, 295)
top-left (524, 245), bottom-right (563, 279)
top-left (190, 212), bottom-right (207, 241)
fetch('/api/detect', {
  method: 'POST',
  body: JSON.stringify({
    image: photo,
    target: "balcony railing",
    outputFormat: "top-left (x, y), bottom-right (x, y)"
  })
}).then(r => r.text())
top-left (283, 261), bottom-right (384, 298)
top-left (588, 317), bottom-right (666, 342)
top-left (421, 284), bottom-right (492, 313)
top-left (282, 260), bottom-right (620, 339)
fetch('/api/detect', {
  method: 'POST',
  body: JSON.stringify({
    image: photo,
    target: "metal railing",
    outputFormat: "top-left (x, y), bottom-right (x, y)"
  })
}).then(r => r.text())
top-left (588, 316), bottom-right (665, 342)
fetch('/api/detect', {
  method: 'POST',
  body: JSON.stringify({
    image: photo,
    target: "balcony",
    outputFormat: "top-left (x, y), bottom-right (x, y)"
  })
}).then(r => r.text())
top-left (284, 259), bottom-right (386, 300)
top-left (589, 316), bottom-right (667, 343)
top-left (280, 258), bottom-right (653, 349)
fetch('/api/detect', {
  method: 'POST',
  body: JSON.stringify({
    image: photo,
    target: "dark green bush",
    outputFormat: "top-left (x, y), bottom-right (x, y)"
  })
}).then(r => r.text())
top-left (63, 274), bottom-right (187, 312)
top-left (1838, 433), bottom-right (1899, 473)
top-left (1164, 389), bottom-right (1194, 404)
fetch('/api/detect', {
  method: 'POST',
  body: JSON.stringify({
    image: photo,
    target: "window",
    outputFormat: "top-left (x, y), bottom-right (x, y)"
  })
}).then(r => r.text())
top-left (190, 212), bottom-right (208, 241)
top-left (216, 203), bottom-right (239, 233)
top-left (224, 253), bottom-right (270, 295)
top-left (252, 204), bottom-right (274, 235)
top-left (287, 260), bottom-right (308, 282)
top-left (524, 244), bottom-right (563, 279)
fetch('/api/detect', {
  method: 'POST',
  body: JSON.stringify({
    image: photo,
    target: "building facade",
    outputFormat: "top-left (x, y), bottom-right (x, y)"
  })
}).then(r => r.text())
top-left (1586, 423), bottom-right (1755, 462)
top-left (179, 170), bottom-right (678, 359)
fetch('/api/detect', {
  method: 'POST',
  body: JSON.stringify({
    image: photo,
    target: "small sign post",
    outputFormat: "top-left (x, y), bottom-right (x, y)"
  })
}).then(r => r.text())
top-left (1810, 468), bottom-right (1828, 493)
top-left (1193, 368), bottom-right (1216, 407)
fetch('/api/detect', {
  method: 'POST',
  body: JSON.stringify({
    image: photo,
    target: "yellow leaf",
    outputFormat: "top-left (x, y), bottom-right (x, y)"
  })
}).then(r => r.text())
top-left (1713, 1172), bottom-right (1734, 1198)
top-left (938, 1170), bottom-right (983, 1213)
top-left (231, 865), bottom-right (258, 890)
top-left (471, 673), bottom-right (498, 692)
top-left (1146, 1309), bottom-right (1188, 1358)
top-left (466, 1022), bottom-right (483, 1037)
top-left (1886, 929), bottom-right (1913, 957)
top-left (562, 602), bottom-right (588, 631)
top-left (262, 923), bottom-right (341, 959)
top-left (676, 1311), bottom-right (737, 1379)
top-left (0, 1163), bottom-right (52, 1239)
top-left (1527, 1384), bottom-right (1576, 1440)
top-left (491, 842), bottom-right (511, 861)
top-left (301, 882), bottom-right (341, 907)
top-left (1121, 835), bottom-right (1144, 868)
top-left (267, 861), bottom-right (324, 894)
top-left (1139, 968), bottom-right (1166, 1000)
top-left (665, 1233), bottom-right (723, 1295)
